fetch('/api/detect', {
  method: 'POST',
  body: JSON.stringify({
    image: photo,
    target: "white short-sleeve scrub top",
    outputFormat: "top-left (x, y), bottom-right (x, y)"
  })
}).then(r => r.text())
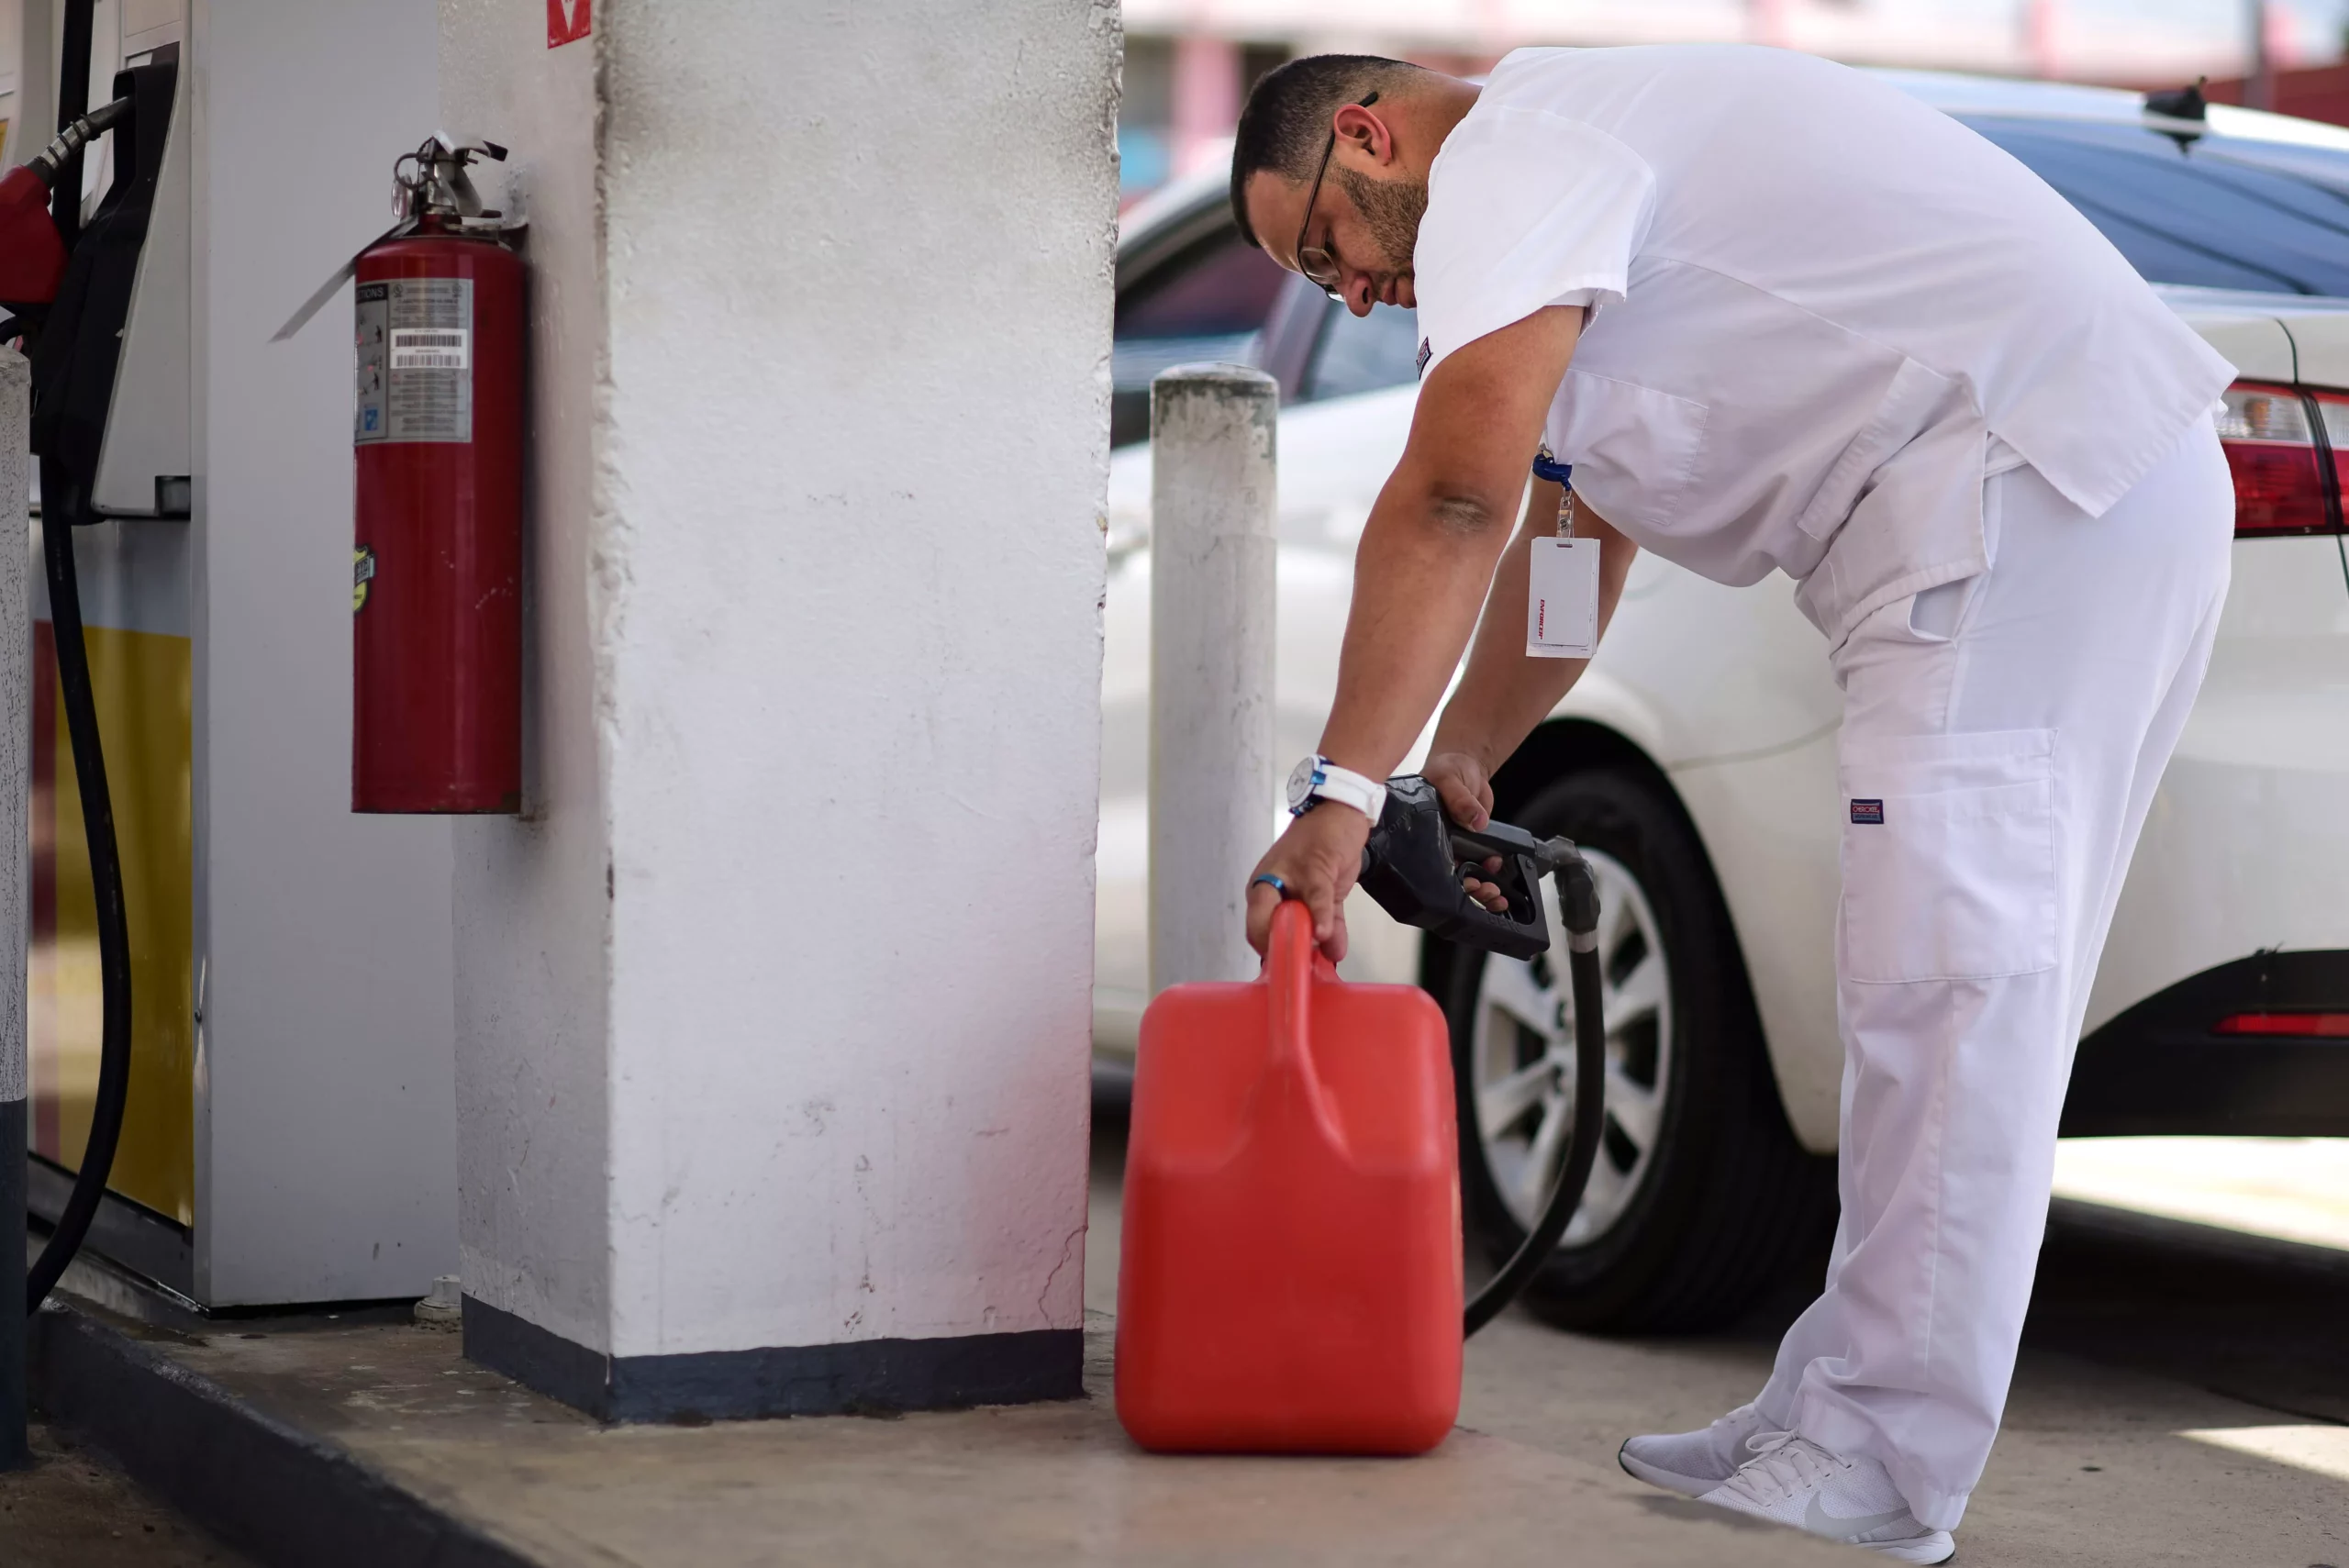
top-left (1413, 45), bottom-right (2235, 645)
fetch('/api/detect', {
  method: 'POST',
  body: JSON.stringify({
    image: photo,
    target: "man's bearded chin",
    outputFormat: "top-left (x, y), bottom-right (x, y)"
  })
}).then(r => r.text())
top-left (1335, 168), bottom-right (1429, 280)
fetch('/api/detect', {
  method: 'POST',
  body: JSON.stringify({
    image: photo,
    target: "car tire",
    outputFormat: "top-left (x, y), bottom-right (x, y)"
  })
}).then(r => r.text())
top-left (1443, 763), bottom-right (1834, 1332)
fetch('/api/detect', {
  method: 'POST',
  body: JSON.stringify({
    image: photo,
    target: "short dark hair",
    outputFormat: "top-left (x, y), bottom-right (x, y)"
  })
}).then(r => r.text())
top-left (1230, 54), bottom-right (1424, 251)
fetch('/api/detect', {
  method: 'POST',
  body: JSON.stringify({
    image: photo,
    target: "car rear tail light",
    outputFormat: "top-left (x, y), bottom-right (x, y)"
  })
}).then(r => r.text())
top-left (2314, 389), bottom-right (2349, 512)
top-left (2212, 1011), bottom-right (2349, 1038)
top-left (2217, 381), bottom-right (2332, 536)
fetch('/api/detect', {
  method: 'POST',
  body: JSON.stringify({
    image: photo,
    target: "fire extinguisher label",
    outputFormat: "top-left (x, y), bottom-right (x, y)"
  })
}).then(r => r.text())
top-left (353, 546), bottom-right (376, 613)
top-left (354, 278), bottom-right (474, 445)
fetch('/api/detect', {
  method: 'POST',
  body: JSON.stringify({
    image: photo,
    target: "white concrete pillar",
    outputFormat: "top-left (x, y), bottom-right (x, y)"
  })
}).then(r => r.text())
top-left (441, 2), bottom-right (1120, 1419)
top-left (1148, 365), bottom-right (1276, 995)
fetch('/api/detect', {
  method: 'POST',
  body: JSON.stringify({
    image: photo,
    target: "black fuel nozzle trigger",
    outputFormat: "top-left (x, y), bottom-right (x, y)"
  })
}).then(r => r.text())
top-left (1357, 774), bottom-right (1573, 962)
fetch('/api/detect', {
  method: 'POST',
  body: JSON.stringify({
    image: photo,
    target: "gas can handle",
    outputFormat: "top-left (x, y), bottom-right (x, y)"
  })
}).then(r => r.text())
top-left (1262, 900), bottom-right (1342, 1142)
top-left (1264, 898), bottom-right (1337, 989)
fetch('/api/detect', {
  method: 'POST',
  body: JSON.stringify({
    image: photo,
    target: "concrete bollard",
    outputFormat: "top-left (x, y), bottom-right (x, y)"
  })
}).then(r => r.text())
top-left (0, 351), bottom-right (30, 1470)
top-left (1149, 363), bottom-right (1278, 995)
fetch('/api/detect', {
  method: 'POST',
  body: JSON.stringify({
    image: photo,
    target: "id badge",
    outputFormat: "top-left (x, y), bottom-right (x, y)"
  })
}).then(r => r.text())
top-left (1526, 537), bottom-right (1599, 659)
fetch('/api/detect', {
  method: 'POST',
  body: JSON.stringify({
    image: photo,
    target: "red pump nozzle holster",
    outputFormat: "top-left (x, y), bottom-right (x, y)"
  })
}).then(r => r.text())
top-left (0, 164), bottom-right (69, 311)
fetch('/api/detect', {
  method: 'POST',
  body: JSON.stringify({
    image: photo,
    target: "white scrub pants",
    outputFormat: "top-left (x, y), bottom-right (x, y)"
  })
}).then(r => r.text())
top-left (1753, 419), bottom-right (2234, 1531)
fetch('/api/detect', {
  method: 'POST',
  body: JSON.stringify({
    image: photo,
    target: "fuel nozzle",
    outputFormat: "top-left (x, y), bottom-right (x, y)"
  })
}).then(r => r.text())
top-left (0, 96), bottom-right (133, 314)
top-left (1357, 774), bottom-right (1592, 962)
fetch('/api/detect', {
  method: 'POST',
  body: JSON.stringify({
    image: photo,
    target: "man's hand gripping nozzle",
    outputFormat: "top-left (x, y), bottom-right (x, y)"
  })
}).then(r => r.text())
top-left (1357, 773), bottom-right (1598, 961)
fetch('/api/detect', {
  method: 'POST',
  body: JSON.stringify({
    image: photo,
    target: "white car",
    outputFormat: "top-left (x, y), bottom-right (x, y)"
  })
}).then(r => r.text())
top-left (1097, 72), bottom-right (2349, 1331)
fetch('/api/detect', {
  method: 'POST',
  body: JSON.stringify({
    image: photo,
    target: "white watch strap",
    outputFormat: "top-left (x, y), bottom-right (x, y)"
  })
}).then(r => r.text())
top-left (1306, 760), bottom-right (1386, 820)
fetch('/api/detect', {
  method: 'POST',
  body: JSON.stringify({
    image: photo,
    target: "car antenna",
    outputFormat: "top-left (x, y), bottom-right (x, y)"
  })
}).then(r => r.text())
top-left (2143, 76), bottom-right (2209, 153)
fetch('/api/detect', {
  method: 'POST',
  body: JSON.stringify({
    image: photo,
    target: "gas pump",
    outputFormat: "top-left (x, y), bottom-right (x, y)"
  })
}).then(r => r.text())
top-left (0, 0), bottom-right (173, 1460)
top-left (0, 51), bottom-right (176, 1317)
top-left (5, 5), bottom-right (478, 1469)
top-left (13, 0), bottom-right (508, 1310)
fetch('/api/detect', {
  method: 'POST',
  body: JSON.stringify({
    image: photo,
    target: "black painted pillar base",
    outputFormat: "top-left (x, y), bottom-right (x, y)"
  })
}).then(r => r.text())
top-left (3, 1095), bottom-right (29, 1469)
top-left (462, 1295), bottom-right (1084, 1424)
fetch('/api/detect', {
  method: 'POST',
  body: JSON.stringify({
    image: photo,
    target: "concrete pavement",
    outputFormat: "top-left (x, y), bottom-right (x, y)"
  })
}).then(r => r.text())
top-left (2053, 1136), bottom-right (2349, 1254)
top-left (15, 1106), bottom-right (2348, 1567)
top-left (0, 1418), bottom-right (252, 1568)
top-left (1093, 1106), bottom-right (2349, 1568)
top-left (28, 1296), bottom-right (1852, 1568)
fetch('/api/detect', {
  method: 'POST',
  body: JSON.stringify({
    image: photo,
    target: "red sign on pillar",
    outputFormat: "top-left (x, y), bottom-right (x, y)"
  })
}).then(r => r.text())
top-left (548, 0), bottom-right (590, 48)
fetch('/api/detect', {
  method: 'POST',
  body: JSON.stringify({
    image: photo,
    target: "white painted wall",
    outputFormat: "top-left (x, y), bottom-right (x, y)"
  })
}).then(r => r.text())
top-left (442, 0), bottom-right (1119, 1361)
top-left (193, 0), bottom-right (457, 1303)
top-left (439, 0), bottom-right (609, 1351)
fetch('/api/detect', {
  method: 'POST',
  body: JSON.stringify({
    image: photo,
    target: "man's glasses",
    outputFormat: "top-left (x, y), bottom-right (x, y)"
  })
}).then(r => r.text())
top-left (1294, 91), bottom-right (1379, 302)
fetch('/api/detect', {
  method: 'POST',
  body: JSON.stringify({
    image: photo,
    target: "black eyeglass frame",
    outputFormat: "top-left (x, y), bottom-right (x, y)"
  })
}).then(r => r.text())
top-left (1293, 91), bottom-right (1380, 302)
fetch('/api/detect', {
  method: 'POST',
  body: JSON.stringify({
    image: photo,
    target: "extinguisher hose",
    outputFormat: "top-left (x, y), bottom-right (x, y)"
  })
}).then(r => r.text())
top-left (1464, 852), bottom-right (1607, 1338)
top-left (24, 464), bottom-right (134, 1314)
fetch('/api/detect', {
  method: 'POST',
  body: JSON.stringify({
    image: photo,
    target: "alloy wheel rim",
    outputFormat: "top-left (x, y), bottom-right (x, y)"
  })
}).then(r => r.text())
top-left (1468, 847), bottom-right (1673, 1249)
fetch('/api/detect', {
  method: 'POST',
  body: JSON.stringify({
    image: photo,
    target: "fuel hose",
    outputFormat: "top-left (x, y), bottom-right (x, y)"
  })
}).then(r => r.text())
top-left (23, 465), bottom-right (131, 1315)
top-left (1464, 851), bottom-right (1607, 1337)
top-left (24, 0), bottom-right (134, 1316)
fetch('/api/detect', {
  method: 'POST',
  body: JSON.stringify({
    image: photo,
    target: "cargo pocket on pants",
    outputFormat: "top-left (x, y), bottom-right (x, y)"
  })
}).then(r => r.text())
top-left (1838, 728), bottom-right (2058, 984)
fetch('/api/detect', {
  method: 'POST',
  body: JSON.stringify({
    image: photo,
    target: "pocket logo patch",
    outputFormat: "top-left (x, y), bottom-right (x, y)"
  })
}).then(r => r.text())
top-left (1850, 798), bottom-right (1885, 825)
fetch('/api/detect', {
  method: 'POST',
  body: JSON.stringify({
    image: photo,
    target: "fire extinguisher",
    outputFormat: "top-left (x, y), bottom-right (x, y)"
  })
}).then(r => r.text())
top-left (294, 136), bottom-right (525, 813)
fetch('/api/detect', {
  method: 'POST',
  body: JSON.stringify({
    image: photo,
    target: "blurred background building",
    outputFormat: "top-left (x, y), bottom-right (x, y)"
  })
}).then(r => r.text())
top-left (1118, 0), bottom-right (2349, 202)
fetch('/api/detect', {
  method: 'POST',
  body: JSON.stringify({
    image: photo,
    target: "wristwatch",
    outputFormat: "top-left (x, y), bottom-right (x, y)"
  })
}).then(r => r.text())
top-left (1286, 755), bottom-right (1387, 822)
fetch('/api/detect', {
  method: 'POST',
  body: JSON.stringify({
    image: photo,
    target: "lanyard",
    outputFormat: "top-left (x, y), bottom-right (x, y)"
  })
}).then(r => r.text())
top-left (1532, 444), bottom-right (1576, 539)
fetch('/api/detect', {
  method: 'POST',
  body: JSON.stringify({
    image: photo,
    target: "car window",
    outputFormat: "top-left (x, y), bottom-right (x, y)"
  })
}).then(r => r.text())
top-left (1302, 302), bottom-right (1420, 404)
top-left (1964, 117), bottom-right (2349, 296)
top-left (1112, 230), bottom-right (1288, 446)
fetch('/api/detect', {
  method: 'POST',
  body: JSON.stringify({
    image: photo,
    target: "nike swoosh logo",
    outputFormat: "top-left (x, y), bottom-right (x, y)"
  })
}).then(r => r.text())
top-left (1803, 1493), bottom-right (1916, 1540)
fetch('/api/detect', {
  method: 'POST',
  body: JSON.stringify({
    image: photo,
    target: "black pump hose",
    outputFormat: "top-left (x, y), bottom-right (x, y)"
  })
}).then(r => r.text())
top-left (50, 0), bottom-right (93, 251)
top-left (23, 0), bottom-right (132, 1317)
top-left (25, 462), bottom-right (133, 1314)
top-left (1464, 852), bottom-right (1607, 1337)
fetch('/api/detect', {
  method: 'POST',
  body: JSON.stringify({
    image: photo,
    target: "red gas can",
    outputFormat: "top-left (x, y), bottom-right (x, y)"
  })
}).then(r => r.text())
top-left (1116, 899), bottom-right (1463, 1454)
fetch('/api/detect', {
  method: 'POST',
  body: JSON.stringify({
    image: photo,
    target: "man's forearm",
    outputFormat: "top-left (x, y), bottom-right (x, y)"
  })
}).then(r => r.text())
top-left (1314, 471), bottom-right (1520, 781)
top-left (1300, 304), bottom-right (1586, 789)
top-left (1432, 484), bottom-right (1638, 770)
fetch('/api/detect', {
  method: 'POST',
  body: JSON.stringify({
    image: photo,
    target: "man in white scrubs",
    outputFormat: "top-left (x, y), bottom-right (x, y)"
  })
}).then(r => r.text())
top-left (1234, 46), bottom-right (2234, 1563)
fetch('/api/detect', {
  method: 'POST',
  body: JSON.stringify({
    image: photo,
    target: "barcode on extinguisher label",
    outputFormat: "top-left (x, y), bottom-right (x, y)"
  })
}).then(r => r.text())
top-left (390, 328), bottom-right (470, 370)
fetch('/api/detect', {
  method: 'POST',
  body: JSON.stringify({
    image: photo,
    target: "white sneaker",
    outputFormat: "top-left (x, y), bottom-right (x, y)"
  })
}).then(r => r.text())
top-left (1696, 1432), bottom-right (1955, 1564)
top-left (1617, 1402), bottom-right (1776, 1497)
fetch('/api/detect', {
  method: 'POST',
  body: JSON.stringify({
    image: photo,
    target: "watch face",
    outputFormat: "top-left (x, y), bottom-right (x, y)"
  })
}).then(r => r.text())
top-left (1286, 756), bottom-right (1320, 811)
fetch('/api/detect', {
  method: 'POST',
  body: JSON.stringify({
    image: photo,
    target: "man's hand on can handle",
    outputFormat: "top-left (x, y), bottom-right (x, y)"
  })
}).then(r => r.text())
top-left (1424, 750), bottom-right (1512, 914)
top-left (1245, 803), bottom-right (1372, 962)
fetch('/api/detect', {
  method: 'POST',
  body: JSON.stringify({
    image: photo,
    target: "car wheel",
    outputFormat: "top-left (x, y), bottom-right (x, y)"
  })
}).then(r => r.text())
top-left (1444, 764), bottom-right (1833, 1332)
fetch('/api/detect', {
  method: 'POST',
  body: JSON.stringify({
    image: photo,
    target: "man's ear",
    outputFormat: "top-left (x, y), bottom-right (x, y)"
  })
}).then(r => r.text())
top-left (1331, 102), bottom-right (1397, 167)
